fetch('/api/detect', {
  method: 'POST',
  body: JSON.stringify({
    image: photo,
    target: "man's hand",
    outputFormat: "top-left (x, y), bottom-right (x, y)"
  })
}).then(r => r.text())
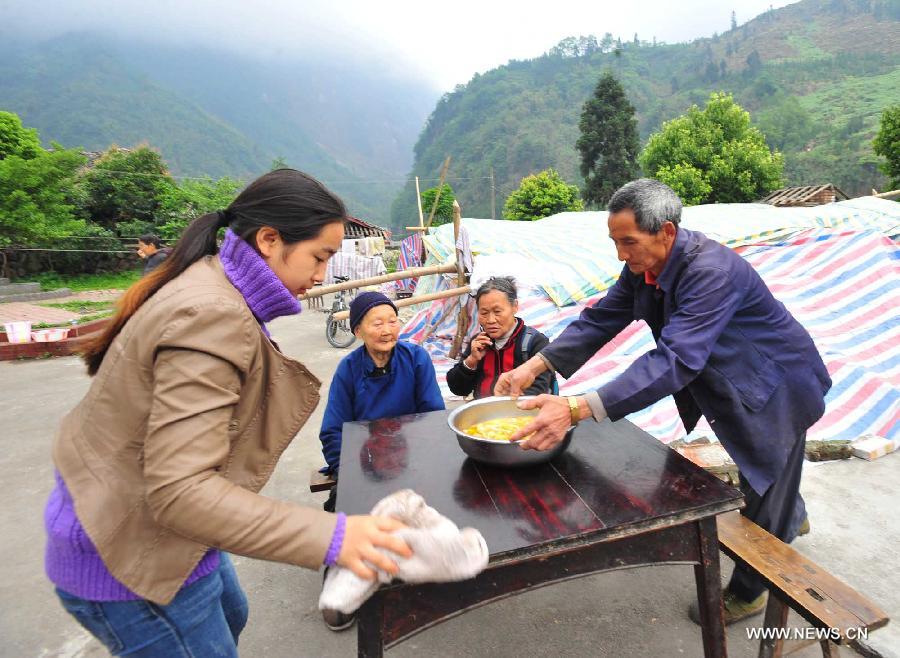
top-left (508, 395), bottom-right (592, 451)
top-left (494, 355), bottom-right (546, 398)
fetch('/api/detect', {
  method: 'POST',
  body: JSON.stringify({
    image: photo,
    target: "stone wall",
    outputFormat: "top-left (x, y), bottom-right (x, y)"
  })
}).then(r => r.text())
top-left (1, 248), bottom-right (140, 278)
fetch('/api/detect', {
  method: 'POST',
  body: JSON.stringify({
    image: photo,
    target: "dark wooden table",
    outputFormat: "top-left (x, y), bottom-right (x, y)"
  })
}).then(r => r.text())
top-left (336, 410), bottom-right (744, 657)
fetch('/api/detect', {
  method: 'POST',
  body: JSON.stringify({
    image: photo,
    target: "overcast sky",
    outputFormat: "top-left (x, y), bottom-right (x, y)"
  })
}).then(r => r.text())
top-left (6, 0), bottom-right (796, 91)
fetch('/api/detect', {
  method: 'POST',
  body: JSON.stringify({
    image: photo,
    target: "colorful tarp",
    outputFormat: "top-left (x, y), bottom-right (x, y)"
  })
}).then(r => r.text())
top-left (396, 233), bottom-right (424, 293)
top-left (401, 197), bottom-right (900, 445)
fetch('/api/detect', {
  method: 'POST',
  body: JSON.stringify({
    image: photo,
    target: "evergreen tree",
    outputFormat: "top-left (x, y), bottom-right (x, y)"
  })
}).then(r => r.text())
top-left (576, 71), bottom-right (640, 206)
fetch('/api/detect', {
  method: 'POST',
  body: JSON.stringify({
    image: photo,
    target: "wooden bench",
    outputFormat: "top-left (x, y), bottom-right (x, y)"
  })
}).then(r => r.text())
top-left (310, 469), bottom-right (336, 493)
top-left (717, 511), bottom-right (889, 657)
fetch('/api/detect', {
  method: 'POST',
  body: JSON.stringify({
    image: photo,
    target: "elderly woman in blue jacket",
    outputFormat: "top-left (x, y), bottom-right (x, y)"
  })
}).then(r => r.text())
top-left (319, 291), bottom-right (444, 478)
top-left (318, 291), bottom-right (444, 630)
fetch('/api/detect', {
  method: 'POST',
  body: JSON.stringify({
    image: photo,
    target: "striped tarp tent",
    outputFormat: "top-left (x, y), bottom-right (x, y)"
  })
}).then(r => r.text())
top-left (401, 197), bottom-right (900, 445)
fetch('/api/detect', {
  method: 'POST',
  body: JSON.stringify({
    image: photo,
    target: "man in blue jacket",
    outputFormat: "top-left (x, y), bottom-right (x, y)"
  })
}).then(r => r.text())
top-left (496, 178), bottom-right (831, 624)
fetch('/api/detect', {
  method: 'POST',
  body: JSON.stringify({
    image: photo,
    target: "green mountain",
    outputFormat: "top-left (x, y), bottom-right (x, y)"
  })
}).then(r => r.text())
top-left (392, 0), bottom-right (900, 226)
top-left (0, 33), bottom-right (438, 227)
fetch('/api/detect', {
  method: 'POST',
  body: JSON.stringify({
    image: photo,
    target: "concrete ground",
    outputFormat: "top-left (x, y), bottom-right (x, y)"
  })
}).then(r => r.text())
top-left (1, 306), bottom-right (896, 658)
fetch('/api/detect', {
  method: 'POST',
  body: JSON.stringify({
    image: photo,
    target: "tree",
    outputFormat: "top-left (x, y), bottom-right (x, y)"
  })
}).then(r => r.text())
top-left (757, 96), bottom-right (815, 152)
top-left (600, 33), bottom-right (615, 53)
top-left (80, 145), bottom-right (176, 232)
top-left (0, 145), bottom-right (87, 247)
top-left (731, 10), bottom-right (738, 30)
top-left (745, 50), bottom-right (762, 74)
top-left (0, 111), bottom-right (42, 161)
top-left (270, 156), bottom-right (289, 170)
top-left (576, 71), bottom-right (640, 207)
top-left (872, 105), bottom-right (900, 189)
top-left (157, 176), bottom-right (243, 241)
top-left (639, 92), bottom-right (783, 205)
top-left (420, 183), bottom-right (456, 226)
top-left (503, 169), bottom-right (583, 221)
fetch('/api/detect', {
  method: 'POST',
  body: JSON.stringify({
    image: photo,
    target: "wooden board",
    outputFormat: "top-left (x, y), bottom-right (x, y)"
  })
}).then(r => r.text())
top-left (717, 511), bottom-right (889, 640)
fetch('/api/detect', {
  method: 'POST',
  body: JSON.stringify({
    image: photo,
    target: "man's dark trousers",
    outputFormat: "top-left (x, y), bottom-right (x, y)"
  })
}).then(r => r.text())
top-left (727, 432), bottom-right (808, 602)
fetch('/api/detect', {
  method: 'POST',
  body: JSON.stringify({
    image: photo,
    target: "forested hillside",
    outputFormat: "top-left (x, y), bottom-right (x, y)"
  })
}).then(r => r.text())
top-left (393, 0), bottom-right (900, 226)
top-left (0, 33), bottom-right (437, 225)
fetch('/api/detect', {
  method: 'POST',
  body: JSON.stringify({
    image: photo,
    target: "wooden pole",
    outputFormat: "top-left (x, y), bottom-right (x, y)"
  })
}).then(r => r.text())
top-left (449, 199), bottom-right (470, 359)
top-left (299, 263), bottom-right (457, 299)
top-left (414, 176), bottom-right (424, 227)
top-left (451, 200), bottom-right (465, 284)
top-left (490, 167), bottom-right (496, 219)
top-left (332, 286), bottom-right (470, 321)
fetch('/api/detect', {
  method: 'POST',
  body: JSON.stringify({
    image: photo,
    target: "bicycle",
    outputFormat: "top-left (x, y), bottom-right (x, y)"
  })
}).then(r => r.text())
top-left (325, 275), bottom-right (356, 349)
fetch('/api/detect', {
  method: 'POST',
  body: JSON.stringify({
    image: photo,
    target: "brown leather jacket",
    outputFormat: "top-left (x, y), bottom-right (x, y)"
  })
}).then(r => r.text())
top-left (53, 256), bottom-right (336, 604)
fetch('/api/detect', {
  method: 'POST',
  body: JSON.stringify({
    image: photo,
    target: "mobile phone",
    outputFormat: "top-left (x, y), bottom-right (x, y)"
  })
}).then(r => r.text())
top-left (479, 324), bottom-right (495, 346)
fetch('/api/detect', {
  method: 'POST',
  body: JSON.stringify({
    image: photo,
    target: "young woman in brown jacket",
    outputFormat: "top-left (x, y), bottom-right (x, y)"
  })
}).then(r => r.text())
top-left (44, 169), bottom-right (411, 656)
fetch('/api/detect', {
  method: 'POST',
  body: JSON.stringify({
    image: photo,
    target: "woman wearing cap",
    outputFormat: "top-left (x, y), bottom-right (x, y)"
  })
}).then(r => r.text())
top-left (446, 276), bottom-right (556, 399)
top-left (43, 169), bottom-right (412, 656)
top-left (319, 291), bottom-right (445, 479)
top-left (317, 290), bottom-right (444, 630)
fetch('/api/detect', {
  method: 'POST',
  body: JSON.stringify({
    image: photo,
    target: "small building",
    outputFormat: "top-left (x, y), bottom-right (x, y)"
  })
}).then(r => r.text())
top-left (345, 216), bottom-right (391, 241)
top-left (761, 184), bottom-right (849, 207)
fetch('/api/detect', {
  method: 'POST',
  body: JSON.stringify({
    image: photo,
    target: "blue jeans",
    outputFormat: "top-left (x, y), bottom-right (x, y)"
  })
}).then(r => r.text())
top-left (55, 554), bottom-right (249, 657)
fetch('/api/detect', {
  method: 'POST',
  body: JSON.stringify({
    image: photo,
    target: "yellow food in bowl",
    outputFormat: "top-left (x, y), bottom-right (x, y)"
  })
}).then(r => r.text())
top-left (463, 416), bottom-right (533, 442)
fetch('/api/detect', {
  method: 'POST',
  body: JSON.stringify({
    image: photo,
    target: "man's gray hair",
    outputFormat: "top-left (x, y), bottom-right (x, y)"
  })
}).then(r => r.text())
top-left (608, 178), bottom-right (682, 233)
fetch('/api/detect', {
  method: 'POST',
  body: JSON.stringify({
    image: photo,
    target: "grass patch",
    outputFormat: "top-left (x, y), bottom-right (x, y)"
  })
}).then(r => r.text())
top-left (30, 269), bottom-right (142, 292)
top-left (32, 311), bottom-right (114, 329)
top-left (40, 300), bottom-right (115, 313)
top-left (783, 34), bottom-right (829, 61)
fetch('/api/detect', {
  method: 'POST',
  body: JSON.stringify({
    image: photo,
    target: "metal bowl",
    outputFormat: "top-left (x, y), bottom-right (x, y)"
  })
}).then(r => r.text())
top-left (446, 396), bottom-right (574, 468)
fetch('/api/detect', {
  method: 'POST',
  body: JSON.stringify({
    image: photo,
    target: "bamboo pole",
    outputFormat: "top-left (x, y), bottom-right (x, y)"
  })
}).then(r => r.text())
top-left (331, 285), bottom-right (470, 321)
top-left (406, 161), bottom-right (451, 231)
top-left (424, 156), bottom-right (451, 228)
top-left (299, 263), bottom-right (457, 299)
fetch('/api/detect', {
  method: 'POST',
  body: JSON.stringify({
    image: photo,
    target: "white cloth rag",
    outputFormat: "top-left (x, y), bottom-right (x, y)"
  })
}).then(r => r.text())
top-left (318, 489), bottom-right (490, 614)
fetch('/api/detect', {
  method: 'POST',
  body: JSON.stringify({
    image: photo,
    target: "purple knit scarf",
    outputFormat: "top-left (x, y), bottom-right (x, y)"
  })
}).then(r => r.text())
top-left (219, 229), bottom-right (301, 334)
